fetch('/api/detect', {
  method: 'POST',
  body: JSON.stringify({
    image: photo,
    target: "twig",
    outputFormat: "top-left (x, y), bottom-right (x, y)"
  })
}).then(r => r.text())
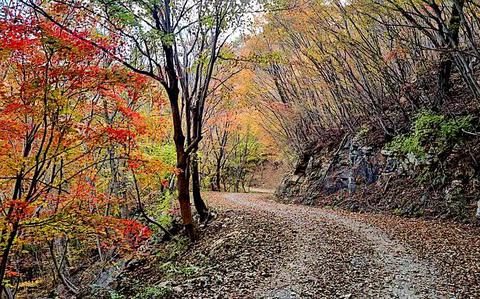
top-left (131, 172), bottom-right (173, 238)
top-left (462, 129), bottom-right (480, 136)
top-left (383, 175), bottom-right (393, 194)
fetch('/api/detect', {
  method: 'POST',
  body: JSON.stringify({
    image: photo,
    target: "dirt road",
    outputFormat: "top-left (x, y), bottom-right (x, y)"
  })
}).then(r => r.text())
top-left (220, 192), bottom-right (439, 298)
top-left (163, 192), bottom-right (480, 298)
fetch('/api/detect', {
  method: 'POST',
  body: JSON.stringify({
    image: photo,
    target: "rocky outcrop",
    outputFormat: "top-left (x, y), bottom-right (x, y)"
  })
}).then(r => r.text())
top-left (276, 136), bottom-right (384, 204)
top-left (276, 134), bottom-right (479, 222)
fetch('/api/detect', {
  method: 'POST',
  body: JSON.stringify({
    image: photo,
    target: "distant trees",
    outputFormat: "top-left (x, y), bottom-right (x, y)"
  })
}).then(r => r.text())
top-left (201, 112), bottom-right (267, 192)
top-left (199, 79), bottom-right (269, 192)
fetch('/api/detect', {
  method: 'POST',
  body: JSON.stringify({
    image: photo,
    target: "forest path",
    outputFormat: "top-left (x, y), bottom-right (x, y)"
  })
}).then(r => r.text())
top-left (206, 191), bottom-right (441, 298)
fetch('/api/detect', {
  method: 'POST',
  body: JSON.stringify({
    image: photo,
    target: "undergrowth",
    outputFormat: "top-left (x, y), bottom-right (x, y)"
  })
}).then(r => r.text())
top-left (388, 111), bottom-right (473, 158)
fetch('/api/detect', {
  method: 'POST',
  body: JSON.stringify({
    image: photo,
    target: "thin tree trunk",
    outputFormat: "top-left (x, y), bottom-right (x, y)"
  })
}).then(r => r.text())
top-left (191, 156), bottom-right (209, 222)
top-left (0, 172), bottom-right (24, 294)
top-left (190, 102), bottom-right (209, 222)
top-left (215, 160), bottom-right (222, 191)
top-left (48, 239), bottom-right (79, 295)
top-left (0, 222), bottom-right (19, 296)
top-left (438, 0), bottom-right (464, 99)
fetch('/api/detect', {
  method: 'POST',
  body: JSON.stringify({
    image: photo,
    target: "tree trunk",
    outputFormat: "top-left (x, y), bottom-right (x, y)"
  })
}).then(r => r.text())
top-left (214, 161), bottom-right (222, 191)
top-left (438, 59), bottom-right (453, 98)
top-left (176, 150), bottom-right (194, 239)
top-left (476, 199), bottom-right (480, 220)
top-left (166, 84), bottom-right (194, 239)
top-left (213, 129), bottom-right (227, 192)
top-left (0, 174), bottom-right (23, 294)
top-left (190, 101), bottom-right (209, 222)
top-left (0, 222), bottom-right (19, 295)
top-left (438, 0), bottom-right (464, 99)
top-left (162, 18), bottom-right (195, 238)
top-left (191, 156), bottom-right (209, 222)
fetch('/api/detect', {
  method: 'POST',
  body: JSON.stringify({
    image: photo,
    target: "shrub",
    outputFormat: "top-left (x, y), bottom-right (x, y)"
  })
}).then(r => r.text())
top-left (388, 111), bottom-right (473, 158)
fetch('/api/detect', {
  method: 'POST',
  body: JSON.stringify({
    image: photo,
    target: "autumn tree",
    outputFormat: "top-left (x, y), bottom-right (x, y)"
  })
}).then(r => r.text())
top-left (240, 0), bottom-right (480, 157)
top-left (0, 9), bottom-right (156, 295)
top-left (25, 0), bottom-right (256, 235)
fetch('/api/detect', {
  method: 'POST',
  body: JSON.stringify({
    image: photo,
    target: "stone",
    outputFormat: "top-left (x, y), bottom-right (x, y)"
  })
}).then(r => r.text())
top-left (407, 152), bottom-right (417, 164)
top-left (476, 200), bottom-right (480, 219)
top-left (381, 149), bottom-right (393, 156)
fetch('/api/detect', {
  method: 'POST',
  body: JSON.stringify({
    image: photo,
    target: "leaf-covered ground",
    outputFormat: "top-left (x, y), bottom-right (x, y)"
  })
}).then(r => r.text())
top-left (114, 192), bottom-right (479, 298)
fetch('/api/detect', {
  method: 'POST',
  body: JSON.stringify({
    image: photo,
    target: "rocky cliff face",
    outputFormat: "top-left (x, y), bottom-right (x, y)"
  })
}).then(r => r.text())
top-left (276, 133), bottom-right (480, 222)
top-left (276, 136), bottom-right (383, 204)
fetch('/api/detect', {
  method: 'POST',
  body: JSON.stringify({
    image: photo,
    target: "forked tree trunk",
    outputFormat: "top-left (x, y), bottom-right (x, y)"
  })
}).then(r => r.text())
top-left (166, 82), bottom-right (194, 239)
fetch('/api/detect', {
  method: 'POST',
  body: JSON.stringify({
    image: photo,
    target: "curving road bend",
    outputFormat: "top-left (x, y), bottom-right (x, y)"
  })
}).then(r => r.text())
top-left (212, 192), bottom-right (441, 299)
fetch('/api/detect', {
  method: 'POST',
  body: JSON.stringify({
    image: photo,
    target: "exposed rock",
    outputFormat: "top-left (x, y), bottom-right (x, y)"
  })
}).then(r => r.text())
top-left (276, 137), bottom-right (384, 203)
top-left (476, 200), bottom-right (480, 219)
top-left (277, 127), bottom-right (480, 222)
